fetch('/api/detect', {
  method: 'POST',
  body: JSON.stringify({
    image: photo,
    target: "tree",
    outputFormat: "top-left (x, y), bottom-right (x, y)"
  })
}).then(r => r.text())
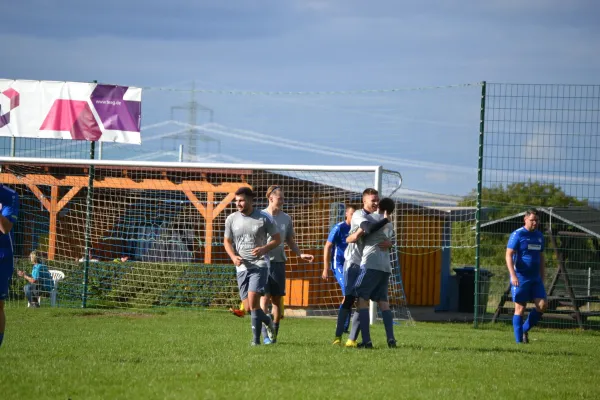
top-left (451, 181), bottom-right (588, 268)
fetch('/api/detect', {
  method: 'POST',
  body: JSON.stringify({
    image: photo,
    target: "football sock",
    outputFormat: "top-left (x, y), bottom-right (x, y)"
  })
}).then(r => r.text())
top-left (251, 311), bottom-right (261, 344)
top-left (335, 306), bottom-right (351, 337)
top-left (523, 309), bottom-right (542, 333)
top-left (382, 310), bottom-right (395, 341)
top-left (513, 315), bottom-right (523, 343)
top-left (349, 311), bottom-right (361, 341)
top-left (358, 308), bottom-right (371, 344)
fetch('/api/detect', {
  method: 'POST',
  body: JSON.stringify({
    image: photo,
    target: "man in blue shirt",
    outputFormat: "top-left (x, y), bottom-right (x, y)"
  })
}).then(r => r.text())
top-left (506, 208), bottom-right (547, 344)
top-left (0, 185), bottom-right (19, 348)
top-left (322, 205), bottom-right (356, 291)
top-left (322, 205), bottom-right (355, 336)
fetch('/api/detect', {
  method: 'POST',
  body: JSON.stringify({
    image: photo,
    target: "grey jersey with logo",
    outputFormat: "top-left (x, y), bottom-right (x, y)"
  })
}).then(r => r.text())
top-left (262, 209), bottom-right (294, 262)
top-left (224, 209), bottom-right (278, 268)
top-left (343, 209), bottom-right (369, 269)
top-left (361, 213), bottom-right (394, 273)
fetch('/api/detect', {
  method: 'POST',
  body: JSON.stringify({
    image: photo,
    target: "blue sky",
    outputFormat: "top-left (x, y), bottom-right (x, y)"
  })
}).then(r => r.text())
top-left (3, 0), bottom-right (599, 199)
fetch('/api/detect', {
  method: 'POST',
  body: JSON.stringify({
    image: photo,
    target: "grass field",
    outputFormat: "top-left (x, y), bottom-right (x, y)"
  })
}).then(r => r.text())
top-left (2, 308), bottom-right (600, 399)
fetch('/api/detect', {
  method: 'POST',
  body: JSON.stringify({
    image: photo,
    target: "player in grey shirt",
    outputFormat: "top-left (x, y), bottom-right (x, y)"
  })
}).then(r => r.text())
top-left (261, 185), bottom-right (314, 344)
top-left (347, 197), bottom-right (397, 348)
top-left (224, 187), bottom-right (281, 346)
top-left (332, 188), bottom-right (390, 347)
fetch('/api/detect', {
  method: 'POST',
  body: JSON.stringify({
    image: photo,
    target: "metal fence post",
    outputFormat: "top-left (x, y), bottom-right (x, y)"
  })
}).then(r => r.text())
top-left (474, 81), bottom-right (486, 328)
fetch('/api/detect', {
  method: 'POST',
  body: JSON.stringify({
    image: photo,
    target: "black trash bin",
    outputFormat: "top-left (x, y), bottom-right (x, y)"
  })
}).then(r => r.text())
top-left (453, 267), bottom-right (494, 314)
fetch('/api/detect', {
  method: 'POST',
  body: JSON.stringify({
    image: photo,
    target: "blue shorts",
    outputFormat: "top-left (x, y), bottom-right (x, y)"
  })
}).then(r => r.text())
top-left (511, 278), bottom-right (547, 304)
top-left (354, 268), bottom-right (390, 302)
top-left (343, 263), bottom-right (361, 297)
top-left (0, 260), bottom-right (14, 301)
top-left (332, 263), bottom-right (345, 293)
top-left (265, 261), bottom-right (286, 297)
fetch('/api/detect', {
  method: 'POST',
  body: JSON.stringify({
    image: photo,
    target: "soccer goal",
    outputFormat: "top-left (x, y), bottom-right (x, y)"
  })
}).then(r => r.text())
top-left (0, 156), bottom-right (412, 324)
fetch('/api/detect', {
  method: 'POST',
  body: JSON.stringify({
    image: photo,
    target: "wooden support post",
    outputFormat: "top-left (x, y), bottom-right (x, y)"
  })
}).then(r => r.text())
top-left (48, 186), bottom-right (83, 260)
top-left (182, 189), bottom-right (207, 219)
top-left (48, 186), bottom-right (58, 260)
top-left (184, 188), bottom-right (245, 265)
top-left (547, 227), bottom-right (584, 328)
top-left (204, 192), bottom-right (214, 264)
top-left (204, 192), bottom-right (240, 264)
top-left (491, 284), bottom-right (511, 323)
top-left (23, 184), bottom-right (83, 260)
top-left (25, 184), bottom-right (50, 210)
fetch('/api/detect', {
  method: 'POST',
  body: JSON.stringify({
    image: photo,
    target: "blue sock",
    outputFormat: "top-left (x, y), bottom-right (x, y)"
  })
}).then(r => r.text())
top-left (349, 311), bottom-right (361, 341)
top-left (343, 311), bottom-right (351, 332)
top-left (251, 311), bottom-right (261, 344)
top-left (358, 308), bottom-right (371, 344)
top-left (513, 315), bottom-right (523, 343)
top-left (0, 333), bottom-right (3, 348)
top-left (261, 324), bottom-right (268, 341)
top-left (335, 306), bottom-right (351, 337)
top-left (256, 309), bottom-right (271, 325)
top-left (523, 309), bottom-right (542, 333)
top-left (382, 310), bottom-right (395, 342)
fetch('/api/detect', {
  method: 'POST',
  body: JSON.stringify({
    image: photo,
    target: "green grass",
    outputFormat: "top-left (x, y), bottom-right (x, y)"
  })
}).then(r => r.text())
top-left (3, 308), bottom-right (600, 399)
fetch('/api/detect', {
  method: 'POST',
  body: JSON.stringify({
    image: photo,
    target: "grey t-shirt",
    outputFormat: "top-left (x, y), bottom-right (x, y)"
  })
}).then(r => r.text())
top-left (344, 209), bottom-right (369, 268)
top-left (361, 213), bottom-right (394, 273)
top-left (262, 208), bottom-right (294, 262)
top-left (224, 208), bottom-right (278, 269)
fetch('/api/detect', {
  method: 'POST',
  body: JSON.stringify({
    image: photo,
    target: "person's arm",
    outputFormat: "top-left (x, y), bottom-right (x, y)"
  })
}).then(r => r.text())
top-left (17, 270), bottom-right (38, 284)
top-left (252, 214), bottom-right (282, 257)
top-left (18, 265), bottom-right (39, 284)
top-left (505, 248), bottom-right (519, 287)
top-left (346, 228), bottom-right (363, 244)
top-left (223, 216), bottom-right (242, 266)
top-left (286, 220), bottom-right (313, 262)
top-left (0, 215), bottom-right (13, 235)
top-left (0, 186), bottom-right (18, 235)
top-left (224, 237), bottom-right (243, 266)
top-left (380, 226), bottom-right (396, 251)
top-left (252, 233), bottom-right (282, 257)
top-left (322, 241), bottom-right (334, 279)
top-left (287, 235), bottom-right (314, 262)
top-left (346, 218), bottom-right (390, 244)
top-left (506, 231), bottom-right (520, 286)
top-left (540, 234), bottom-right (546, 282)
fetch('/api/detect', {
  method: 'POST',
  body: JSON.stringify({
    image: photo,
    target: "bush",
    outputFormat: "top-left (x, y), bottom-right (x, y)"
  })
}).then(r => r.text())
top-left (14, 260), bottom-right (240, 309)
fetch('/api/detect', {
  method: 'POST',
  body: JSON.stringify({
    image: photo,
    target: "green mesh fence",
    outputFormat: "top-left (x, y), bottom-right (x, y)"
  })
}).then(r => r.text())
top-left (476, 83), bottom-right (600, 329)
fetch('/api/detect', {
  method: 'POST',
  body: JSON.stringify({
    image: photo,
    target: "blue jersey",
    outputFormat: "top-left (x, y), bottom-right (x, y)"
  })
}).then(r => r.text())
top-left (0, 185), bottom-right (19, 262)
top-left (327, 221), bottom-right (351, 269)
top-left (507, 227), bottom-right (544, 281)
top-left (32, 263), bottom-right (53, 292)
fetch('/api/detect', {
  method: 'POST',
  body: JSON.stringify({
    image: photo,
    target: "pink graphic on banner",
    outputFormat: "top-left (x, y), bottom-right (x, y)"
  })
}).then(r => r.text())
top-left (40, 100), bottom-right (102, 141)
top-left (0, 88), bottom-right (20, 128)
top-left (90, 85), bottom-right (141, 132)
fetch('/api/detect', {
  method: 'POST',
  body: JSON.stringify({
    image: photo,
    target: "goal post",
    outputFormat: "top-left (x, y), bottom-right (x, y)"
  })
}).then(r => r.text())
top-left (0, 156), bottom-right (412, 324)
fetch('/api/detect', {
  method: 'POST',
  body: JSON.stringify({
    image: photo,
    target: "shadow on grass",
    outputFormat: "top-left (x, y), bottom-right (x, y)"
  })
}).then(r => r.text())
top-left (399, 342), bottom-right (584, 357)
top-left (49, 309), bottom-right (168, 318)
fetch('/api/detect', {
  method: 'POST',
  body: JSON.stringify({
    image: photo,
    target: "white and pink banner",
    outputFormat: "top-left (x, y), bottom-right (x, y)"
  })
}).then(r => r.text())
top-left (0, 79), bottom-right (142, 144)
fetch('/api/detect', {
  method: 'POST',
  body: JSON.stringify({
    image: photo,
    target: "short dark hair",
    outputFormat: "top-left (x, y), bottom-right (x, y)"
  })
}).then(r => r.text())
top-left (525, 208), bottom-right (538, 217)
top-left (235, 187), bottom-right (254, 198)
top-left (379, 197), bottom-right (395, 214)
top-left (346, 204), bottom-right (357, 211)
top-left (362, 188), bottom-right (378, 197)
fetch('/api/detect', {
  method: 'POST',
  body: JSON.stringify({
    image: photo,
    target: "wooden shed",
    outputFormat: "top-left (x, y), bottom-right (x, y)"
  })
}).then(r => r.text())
top-left (0, 160), bottom-right (455, 308)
